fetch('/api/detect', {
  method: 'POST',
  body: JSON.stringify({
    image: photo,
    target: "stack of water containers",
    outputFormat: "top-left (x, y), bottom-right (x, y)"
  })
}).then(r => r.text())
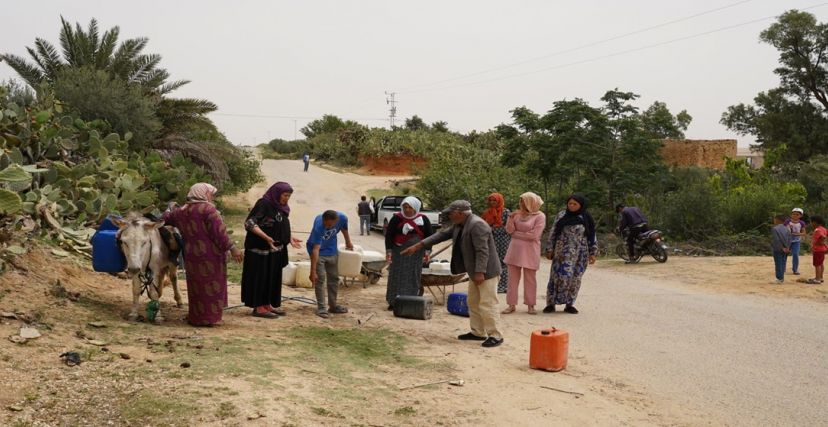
top-left (91, 215), bottom-right (126, 273)
top-left (282, 262), bottom-right (298, 286)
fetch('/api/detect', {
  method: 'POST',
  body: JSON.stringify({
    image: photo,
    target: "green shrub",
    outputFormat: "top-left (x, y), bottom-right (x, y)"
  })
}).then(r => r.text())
top-left (52, 67), bottom-right (161, 149)
top-left (267, 138), bottom-right (308, 156)
top-left (223, 149), bottom-right (262, 195)
top-left (0, 90), bottom-right (211, 234)
top-left (417, 144), bottom-right (533, 211)
top-left (648, 164), bottom-right (807, 241)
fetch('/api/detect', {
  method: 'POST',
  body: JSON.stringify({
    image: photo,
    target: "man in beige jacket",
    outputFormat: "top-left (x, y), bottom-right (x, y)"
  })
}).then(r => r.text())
top-left (403, 200), bottom-right (503, 348)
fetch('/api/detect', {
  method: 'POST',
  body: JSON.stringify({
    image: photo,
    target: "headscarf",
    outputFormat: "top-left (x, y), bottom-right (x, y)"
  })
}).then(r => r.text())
top-left (262, 181), bottom-right (293, 216)
top-left (552, 193), bottom-right (596, 245)
top-left (399, 196), bottom-right (425, 235)
top-left (400, 196), bottom-right (422, 219)
top-left (481, 192), bottom-right (506, 227)
top-left (518, 192), bottom-right (544, 215)
top-left (186, 183), bottom-right (217, 204)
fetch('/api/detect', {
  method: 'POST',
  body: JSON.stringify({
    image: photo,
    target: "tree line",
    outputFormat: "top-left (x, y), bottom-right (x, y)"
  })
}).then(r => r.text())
top-left (269, 9), bottom-right (828, 253)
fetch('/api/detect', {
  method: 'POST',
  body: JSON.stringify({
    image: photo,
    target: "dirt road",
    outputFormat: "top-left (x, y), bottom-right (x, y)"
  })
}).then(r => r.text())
top-left (260, 159), bottom-right (828, 426)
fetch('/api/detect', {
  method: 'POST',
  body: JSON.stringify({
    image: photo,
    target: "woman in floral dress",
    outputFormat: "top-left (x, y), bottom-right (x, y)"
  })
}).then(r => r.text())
top-left (544, 194), bottom-right (597, 314)
top-left (481, 193), bottom-right (511, 293)
top-left (163, 183), bottom-right (243, 326)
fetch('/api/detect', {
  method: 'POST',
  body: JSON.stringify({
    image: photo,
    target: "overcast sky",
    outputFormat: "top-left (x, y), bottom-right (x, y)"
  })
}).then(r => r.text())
top-left (3, 0), bottom-right (827, 146)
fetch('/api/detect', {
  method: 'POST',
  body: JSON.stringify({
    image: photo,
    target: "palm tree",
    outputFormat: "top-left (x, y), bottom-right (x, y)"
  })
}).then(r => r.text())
top-left (0, 17), bottom-right (216, 136)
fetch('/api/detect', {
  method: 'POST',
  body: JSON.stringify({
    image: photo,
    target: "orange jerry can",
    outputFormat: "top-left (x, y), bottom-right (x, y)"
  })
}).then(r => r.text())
top-left (529, 328), bottom-right (569, 372)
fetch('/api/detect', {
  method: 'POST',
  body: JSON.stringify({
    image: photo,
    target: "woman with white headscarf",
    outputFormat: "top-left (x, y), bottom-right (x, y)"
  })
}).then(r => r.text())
top-left (384, 196), bottom-right (434, 310)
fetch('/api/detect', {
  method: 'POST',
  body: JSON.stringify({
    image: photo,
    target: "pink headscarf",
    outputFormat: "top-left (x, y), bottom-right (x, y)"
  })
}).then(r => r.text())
top-left (187, 183), bottom-right (217, 204)
top-left (519, 192), bottom-right (543, 215)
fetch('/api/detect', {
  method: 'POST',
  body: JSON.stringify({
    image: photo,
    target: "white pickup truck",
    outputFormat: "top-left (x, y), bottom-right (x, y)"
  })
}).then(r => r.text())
top-left (370, 195), bottom-right (442, 234)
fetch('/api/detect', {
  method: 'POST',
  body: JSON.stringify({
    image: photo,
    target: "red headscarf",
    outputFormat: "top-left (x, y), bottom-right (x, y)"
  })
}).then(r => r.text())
top-left (481, 192), bottom-right (505, 227)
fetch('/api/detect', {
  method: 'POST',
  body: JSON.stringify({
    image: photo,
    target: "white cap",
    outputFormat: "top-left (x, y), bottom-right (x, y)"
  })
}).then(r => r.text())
top-left (792, 208), bottom-right (804, 214)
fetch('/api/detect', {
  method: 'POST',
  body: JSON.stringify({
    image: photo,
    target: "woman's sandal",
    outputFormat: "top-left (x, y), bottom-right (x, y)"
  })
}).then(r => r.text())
top-left (270, 307), bottom-right (287, 316)
top-left (316, 311), bottom-right (330, 319)
top-left (527, 306), bottom-right (537, 315)
top-left (805, 278), bottom-right (823, 284)
top-left (501, 306), bottom-right (516, 314)
top-left (542, 305), bottom-right (556, 313)
top-left (252, 310), bottom-right (278, 319)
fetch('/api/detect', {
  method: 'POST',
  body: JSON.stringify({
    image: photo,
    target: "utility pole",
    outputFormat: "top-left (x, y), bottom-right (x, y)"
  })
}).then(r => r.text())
top-left (385, 91), bottom-right (397, 128)
top-left (293, 120), bottom-right (298, 140)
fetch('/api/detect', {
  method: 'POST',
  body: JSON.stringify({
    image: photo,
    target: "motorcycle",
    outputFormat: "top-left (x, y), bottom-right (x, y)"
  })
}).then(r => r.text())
top-left (615, 228), bottom-right (669, 263)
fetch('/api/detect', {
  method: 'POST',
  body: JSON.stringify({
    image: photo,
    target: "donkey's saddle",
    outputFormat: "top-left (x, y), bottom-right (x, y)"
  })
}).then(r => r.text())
top-left (158, 225), bottom-right (183, 262)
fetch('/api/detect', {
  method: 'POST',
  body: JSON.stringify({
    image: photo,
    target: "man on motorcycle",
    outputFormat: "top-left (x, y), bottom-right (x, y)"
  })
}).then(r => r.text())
top-left (616, 204), bottom-right (648, 264)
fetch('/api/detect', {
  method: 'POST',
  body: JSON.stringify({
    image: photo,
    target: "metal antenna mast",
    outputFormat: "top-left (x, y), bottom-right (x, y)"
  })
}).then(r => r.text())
top-left (385, 91), bottom-right (397, 128)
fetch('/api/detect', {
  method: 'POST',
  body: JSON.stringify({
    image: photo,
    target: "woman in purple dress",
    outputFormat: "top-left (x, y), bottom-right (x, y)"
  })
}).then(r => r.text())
top-left (163, 183), bottom-right (243, 326)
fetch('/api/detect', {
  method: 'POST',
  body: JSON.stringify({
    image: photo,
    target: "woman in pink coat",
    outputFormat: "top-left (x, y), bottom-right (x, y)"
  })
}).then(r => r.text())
top-left (502, 192), bottom-right (546, 315)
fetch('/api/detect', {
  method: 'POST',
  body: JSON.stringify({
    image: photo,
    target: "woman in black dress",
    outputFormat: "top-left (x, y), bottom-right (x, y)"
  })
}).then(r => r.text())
top-left (385, 196), bottom-right (434, 310)
top-left (241, 182), bottom-right (302, 318)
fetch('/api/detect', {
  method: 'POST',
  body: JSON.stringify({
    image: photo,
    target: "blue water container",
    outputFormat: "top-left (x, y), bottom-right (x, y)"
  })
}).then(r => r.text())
top-left (447, 292), bottom-right (469, 317)
top-left (92, 215), bottom-right (126, 273)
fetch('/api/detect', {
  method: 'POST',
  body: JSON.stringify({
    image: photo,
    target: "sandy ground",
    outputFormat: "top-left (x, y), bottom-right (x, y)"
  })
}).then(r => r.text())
top-left (596, 256), bottom-right (828, 302)
top-left (0, 158), bottom-right (826, 426)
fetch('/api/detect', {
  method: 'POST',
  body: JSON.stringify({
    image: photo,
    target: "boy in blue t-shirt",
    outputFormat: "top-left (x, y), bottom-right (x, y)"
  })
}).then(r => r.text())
top-left (307, 210), bottom-right (353, 318)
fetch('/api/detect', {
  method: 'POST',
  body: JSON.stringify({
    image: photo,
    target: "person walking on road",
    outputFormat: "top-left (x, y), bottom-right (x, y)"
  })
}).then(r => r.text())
top-left (302, 153), bottom-right (310, 172)
top-left (403, 200), bottom-right (504, 348)
top-left (502, 192), bottom-right (545, 315)
top-left (307, 210), bottom-right (353, 318)
top-left (545, 194), bottom-right (597, 314)
top-left (357, 195), bottom-right (373, 236)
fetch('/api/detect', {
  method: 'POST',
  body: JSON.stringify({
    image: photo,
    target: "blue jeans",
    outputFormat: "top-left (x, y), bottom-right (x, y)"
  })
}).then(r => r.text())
top-left (790, 241), bottom-right (801, 273)
top-left (359, 215), bottom-right (371, 235)
top-left (773, 250), bottom-right (787, 281)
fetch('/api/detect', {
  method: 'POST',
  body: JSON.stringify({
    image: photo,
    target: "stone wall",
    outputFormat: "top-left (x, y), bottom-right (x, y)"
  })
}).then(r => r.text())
top-left (660, 139), bottom-right (737, 170)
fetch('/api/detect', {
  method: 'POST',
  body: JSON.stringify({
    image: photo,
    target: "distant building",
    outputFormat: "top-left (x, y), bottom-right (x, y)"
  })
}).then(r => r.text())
top-left (735, 146), bottom-right (764, 169)
top-left (660, 139), bottom-right (737, 170)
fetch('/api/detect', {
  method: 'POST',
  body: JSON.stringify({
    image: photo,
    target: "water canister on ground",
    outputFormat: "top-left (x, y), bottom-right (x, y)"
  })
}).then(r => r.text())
top-left (361, 250), bottom-right (385, 263)
top-left (529, 328), bottom-right (569, 372)
top-left (282, 262), bottom-right (297, 286)
top-left (337, 249), bottom-right (363, 277)
top-left (339, 244), bottom-right (363, 253)
top-left (446, 292), bottom-right (469, 317)
top-left (91, 215), bottom-right (126, 273)
top-left (429, 261), bottom-right (451, 272)
top-left (393, 295), bottom-right (433, 320)
top-left (295, 262), bottom-right (313, 288)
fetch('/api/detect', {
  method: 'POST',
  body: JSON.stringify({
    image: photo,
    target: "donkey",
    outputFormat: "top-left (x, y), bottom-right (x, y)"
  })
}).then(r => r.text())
top-left (114, 213), bottom-right (182, 324)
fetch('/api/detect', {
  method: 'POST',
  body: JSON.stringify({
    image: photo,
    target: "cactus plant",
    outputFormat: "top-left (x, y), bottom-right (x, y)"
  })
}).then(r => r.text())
top-left (0, 89), bottom-right (216, 259)
top-left (0, 189), bottom-right (22, 214)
